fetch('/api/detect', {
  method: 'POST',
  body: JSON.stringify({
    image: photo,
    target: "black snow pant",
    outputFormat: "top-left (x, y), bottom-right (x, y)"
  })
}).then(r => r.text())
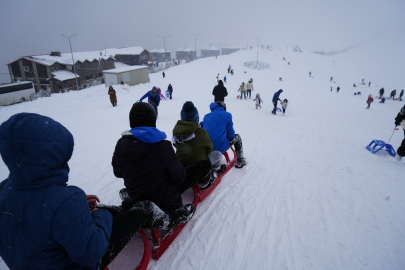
top-left (380, 93), bottom-right (384, 98)
top-left (283, 108), bottom-right (286, 113)
top-left (99, 201), bottom-right (171, 269)
top-left (150, 100), bottom-right (158, 115)
top-left (179, 160), bottom-right (212, 193)
top-left (229, 134), bottom-right (244, 159)
top-left (247, 90), bottom-right (252, 98)
top-left (397, 129), bottom-right (405, 157)
top-left (169, 91), bottom-right (172, 100)
top-left (272, 101), bottom-right (278, 114)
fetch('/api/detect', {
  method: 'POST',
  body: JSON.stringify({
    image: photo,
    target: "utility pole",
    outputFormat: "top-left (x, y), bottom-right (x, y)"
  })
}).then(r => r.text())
top-left (62, 34), bottom-right (80, 91)
top-left (224, 34), bottom-right (229, 49)
top-left (190, 33), bottom-right (200, 59)
top-left (257, 37), bottom-right (260, 65)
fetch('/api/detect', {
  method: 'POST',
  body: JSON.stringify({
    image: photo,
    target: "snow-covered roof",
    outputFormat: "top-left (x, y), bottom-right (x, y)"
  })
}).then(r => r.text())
top-left (176, 46), bottom-right (195, 52)
top-left (222, 45), bottom-right (240, 49)
top-left (114, 62), bottom-right (130, 68)
top-left (201, 46), bottom-right (220, 51)
top-left (150, 48), bottom-right (170, 53)
top-left (6, 47), bottom-right (149, 66)
top-left (52, 70), bottom-right (79, 81)
top-left (103, 65), bottom-right (148, 74)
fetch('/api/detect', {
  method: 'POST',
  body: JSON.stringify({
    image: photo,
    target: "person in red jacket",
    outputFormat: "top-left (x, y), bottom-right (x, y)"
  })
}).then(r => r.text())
top-left (366, 94), bottom-right (373, 109)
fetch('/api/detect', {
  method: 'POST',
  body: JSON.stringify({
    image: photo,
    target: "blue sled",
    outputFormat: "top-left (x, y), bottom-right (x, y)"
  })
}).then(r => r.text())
top-left (366, 140), bottom-right (396, 157)
top-left (277, 108), bottom-right (282, 112)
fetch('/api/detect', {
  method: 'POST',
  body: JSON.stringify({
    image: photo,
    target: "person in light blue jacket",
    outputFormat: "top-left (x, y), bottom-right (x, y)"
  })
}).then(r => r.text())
top-left (200, 102), bottom-right (247, 168)
top-left (0, 113), bottom-right (192, 270)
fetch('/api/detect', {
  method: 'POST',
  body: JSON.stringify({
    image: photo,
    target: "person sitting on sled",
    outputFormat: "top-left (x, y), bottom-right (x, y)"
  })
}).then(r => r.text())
top-left (112, 102), bottom-right (197, 212)
top-left (200, 101), bottom-right (247, 168)
top-left (172, 101), bottom-right (227, 188)
top-left (0, 113), bottom-right (194, 270)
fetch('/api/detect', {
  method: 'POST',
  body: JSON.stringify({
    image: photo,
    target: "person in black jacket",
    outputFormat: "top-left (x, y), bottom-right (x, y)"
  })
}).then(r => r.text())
top-left (395, 105), bottom-right (405, 161)
top-left (213, 80), bottom-right (228, 102)
top-left (168, 84), bottom-right (173, 100)
top-left (112, 102), bottom-right (206, 211)
top-left (399, 89), bottom-right (404, 101)
top-left (379, 88), bottom-right (385, 98)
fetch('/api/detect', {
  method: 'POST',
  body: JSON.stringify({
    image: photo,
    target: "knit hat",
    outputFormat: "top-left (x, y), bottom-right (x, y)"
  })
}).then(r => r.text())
top-left (129, 102), bottom-right (157, 128)
top-left (180, 101), bottom-right (199, 123)
top-left (152, 86), bottom-right (157, 90)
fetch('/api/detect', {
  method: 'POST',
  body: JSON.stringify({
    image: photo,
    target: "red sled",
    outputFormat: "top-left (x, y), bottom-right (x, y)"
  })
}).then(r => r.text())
top-left (148, 147), bottom-right (237, 259)
top-left (237, 95), bottom-right (241, 99)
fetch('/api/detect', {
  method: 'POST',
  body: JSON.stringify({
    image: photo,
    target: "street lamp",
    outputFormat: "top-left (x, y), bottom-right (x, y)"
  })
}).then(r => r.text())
top-left (62, 34), bottom-right (80, 91)
top-left (190, 33), bottom-right (200, 59)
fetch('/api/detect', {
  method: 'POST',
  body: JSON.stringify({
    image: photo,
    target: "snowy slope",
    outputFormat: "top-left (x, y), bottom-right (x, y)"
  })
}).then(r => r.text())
top-left (1, 36), bottom-right (405, 270)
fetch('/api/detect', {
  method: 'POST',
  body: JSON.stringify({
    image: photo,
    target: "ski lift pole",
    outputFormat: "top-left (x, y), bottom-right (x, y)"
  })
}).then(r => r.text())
top-left (387, 127), bottom-right (399, 145)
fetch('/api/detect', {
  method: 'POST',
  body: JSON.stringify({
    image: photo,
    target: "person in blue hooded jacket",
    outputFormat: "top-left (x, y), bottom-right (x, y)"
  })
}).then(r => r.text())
top-left (272, 89), bottom-right (283, 115)
top-left (200, 101), bottom-right (247, 168)
top-left (140, 86), bottom-right (160, 116)
top-left (0, 113), bottom-right (193, 270)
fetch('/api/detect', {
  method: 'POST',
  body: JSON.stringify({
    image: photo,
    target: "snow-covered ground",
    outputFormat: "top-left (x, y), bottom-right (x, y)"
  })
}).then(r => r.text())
top-left (1, 35), bottom-right (405, 270)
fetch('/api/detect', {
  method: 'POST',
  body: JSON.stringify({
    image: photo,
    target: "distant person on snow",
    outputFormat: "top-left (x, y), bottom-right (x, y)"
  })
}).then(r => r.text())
top-left (0, 113), bottom-right (193, 270)
top-left (283, 57), bottom-right (285, 60)
top-left (253, 93), bottom-right (263, 109)
top-left (200, 101), bottom-right (247, 168)
top-left (379, 88), bottom-right (385, 98)
top-left (353, 83), bottom-right (357, 87)
top-left (228, 65), bottom-right (231, 73)
top-left (162, 71), bottom-right (165, 78)
top-left (368, 81), bottom-right (371, 87)
top-left (337, 86), bottom-right (340, 93)
top-left (366, 94), bottom-right (373, 109)
top-left (362, 78), bottom-right (364, 84)
top-left (112, 102), bottom-right (197, 216)
top-left (140, 86), bottom-right (160, 116)
top-left (238, 82), bottom-right (247, 99)
top-left (168, 84), bottom-right (173, 100)
top-left (309, 71), bottom-right (311, 77)
top-left (330, 76), bottom-right (333, 82)
top-left (279, 77), bottom-right (283, 82)
top-left (216, 73), bottom-right (220, 83)
top-left (379, 97), bottom-right (386, 103)
top-left (390, 89), bottom-right (396, 99)
top-left (288, 62), bottom-right (290, 65)
top-left (108, 86), bottom-right (117, 107)
top-left (224, 75), bottom-right (227, 83)
top-left (213, 80), bottom-right (228, 102)
top-left (394, 105), bottom-right (405, 161)
top-left (231, 69), bottom-right (234, 75)
top-left (172, 102), bottom-right (227, 188)
top-left (246, 78), bottom-right (254, 99)
top-left (400, 90), bottom-right (404, 101)
top-left (282, 99), bottom-right (288, 116)
top-left (330, 86), bottom-right (333, 92)
top-left (272, 89), bottom-right (283, 115)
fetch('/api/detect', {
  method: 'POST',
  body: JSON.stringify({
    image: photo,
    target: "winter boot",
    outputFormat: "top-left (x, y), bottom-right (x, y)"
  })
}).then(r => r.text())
top-left (235, 157), bottom-right (247, 169)
top-left (217, 164), bottom-right (227, 176)
top-left (165, 204), bottom-right (195, 229)
top-left (198, 170), bottom-right (217, 189)
top-left (119, 188), bottom-right (130, 202)
top-left (395, 153), bottom-right (402, 161)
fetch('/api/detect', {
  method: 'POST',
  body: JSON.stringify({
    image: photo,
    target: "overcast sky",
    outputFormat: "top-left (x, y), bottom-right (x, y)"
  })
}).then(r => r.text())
top-left (1, 0), bottom-right (404, 84)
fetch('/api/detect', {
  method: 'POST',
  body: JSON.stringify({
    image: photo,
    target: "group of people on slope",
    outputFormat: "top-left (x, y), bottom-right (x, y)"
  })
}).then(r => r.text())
top-left (0, 98), bottom-right (247, 269)
top-left (227, 65), bottom-right (234, 75)
top-left (367, 88), bottom-right (404, 109)
top-left (238, 79), bottom-right (254, 99)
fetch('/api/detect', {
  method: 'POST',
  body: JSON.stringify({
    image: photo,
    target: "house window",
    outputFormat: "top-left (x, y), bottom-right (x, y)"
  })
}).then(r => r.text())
top-left (96, 72), bottom-right (103, 78)
top-left (85, 74), bottom-right (93, 80)
top-left (67, 65), bottom-right (72, 71)
top-left (24, 66), bottom-right (29, 72)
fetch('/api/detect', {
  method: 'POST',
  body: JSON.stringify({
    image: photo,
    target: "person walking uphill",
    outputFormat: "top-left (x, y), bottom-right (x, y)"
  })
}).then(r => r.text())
top-left (0, 113), bottom-right (193, 270)
top-left (168, 84), bottom-right (173, 100)
top-left (108, 86), bottom-right (117, 107)
top-left (390, 89), bottom-right (397, 99)
top-left (272, 89), bottom-right (283, 115)
top-left (200, 101), bottom-right (247, 168)
top-left (246, 78), bottom-right (254, 99)
top-left (238, 82), bottom-right (247, 99)
top-left (213, 80), bottom-right (228, 102)
top-left (379, 88), bottom-right (385, 98)
top-left (162, 71), bottom-right (165, 78)
top-left (394, 105), bottom-right (405, 161)
top-left (140, 86), bottom-right (160, 116)
top-left (400, 89), bottom-right (404, 101)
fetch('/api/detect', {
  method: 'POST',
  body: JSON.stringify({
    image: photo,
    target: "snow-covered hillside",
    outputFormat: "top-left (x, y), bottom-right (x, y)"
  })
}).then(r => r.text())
top-left (1, 36), bottom-right (405, 270)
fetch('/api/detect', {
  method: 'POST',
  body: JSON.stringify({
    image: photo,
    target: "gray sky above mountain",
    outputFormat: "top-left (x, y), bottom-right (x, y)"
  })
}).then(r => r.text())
top-left (1, 0), bottom-right (404, 84)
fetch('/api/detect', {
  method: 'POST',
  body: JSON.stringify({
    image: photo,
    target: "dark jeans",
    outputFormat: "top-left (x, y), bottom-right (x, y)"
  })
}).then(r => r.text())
top-left (169, 92), bottom-right (172, 100)
top-left (229, 134), bottom-right (244, 158)
top-left (272, 102), bottom-right (278, 114)
top-left (397, 129), bottom-right (405, 157)
top-left (241, 93), bottom-right (246, 99)
top-left (247, 90), bottom-right (251, 98)
top-left (99, 201), bottom-right (163, 269)
top-left (150, 100), bottom-right (158, 115)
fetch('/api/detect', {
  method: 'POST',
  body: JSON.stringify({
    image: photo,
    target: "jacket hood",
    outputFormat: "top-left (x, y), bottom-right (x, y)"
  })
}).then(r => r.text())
top-left (130, 127), bottom-right (167, 143)
top-left (173, 120), bottom-right (199, 142)
top-left (218, 80), bottom-right (224, 87)
top-left (0, 113), bottom-right (74, 189)
top-left (278, 89), bottom-right (283, 94)
top-left (209, 102), bottom-right (225, 112)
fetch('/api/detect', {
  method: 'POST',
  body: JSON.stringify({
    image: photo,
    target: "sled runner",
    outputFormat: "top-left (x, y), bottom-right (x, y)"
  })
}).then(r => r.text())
top-left (104, 230), bottom-right (150, 270)
top-left (277, 108), bottom-right (282, 112)
top-left (366, 140), bottom-right (396, 157)
top-left (148, 147), bottom-right (236, 259)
